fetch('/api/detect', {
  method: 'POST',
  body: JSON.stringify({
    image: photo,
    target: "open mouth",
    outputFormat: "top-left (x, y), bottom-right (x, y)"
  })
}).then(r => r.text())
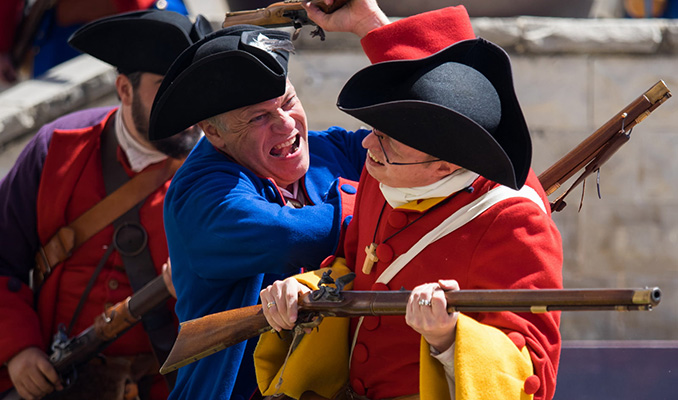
top-left (270, 134), bottom-right (300, 158)
top-left (367, 149), bottom-right (384, 165)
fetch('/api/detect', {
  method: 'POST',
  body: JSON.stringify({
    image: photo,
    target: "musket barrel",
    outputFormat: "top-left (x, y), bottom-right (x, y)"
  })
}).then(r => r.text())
top-left (299, 287), bottom-right (661, 315)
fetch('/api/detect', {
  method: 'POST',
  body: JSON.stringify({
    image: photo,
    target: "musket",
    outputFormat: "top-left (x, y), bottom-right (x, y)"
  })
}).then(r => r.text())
top-left (1, 274), bottom-right (172, 400)
top-left (222, 0), bottom-right (350, 40)
top-left (538, 80), bottom-right (671, 212)
top-left (159, 272), bottom-right (661, 374)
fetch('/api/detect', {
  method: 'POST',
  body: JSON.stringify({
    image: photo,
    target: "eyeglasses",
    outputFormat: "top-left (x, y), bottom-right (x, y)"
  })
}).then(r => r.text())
top-left (373, 130), bottom-right (441, 166)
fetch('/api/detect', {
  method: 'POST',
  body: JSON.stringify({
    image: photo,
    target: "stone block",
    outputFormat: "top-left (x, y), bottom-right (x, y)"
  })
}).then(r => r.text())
top-left (573, 202), bottom-right (678, 283)
top-left (520, 17), bottom-right (662, 53)
top-left (511, 55), bottom-right (590, 131)
top-left (472, 17), bottom-right (522, 48)
top-left (592, 57), bottom-right (677, 131)
top-left (664, 22), bottom-right (678, 53)
top-left (0, 55), bottom-right (115, 147)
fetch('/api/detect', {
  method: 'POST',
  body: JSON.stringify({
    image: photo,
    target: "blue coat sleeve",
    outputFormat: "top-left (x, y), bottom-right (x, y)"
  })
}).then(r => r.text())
top-left (164, 132), bottom-right (365, 282)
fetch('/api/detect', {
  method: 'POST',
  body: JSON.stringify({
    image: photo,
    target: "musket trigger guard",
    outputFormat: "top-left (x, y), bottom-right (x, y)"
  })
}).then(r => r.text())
top-left (297, 314), bottom-right (324, 331)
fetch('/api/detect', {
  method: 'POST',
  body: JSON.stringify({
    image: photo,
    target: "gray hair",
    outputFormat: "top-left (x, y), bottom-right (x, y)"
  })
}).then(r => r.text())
top-left (205, 113), bottom-right (229, 132)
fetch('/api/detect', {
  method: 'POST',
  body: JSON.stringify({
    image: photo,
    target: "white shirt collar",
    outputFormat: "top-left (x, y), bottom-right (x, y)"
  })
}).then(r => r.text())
top-left (114, 110), bottom-right (167, 172)
top-left (379, 169), bottom-right (479, 209)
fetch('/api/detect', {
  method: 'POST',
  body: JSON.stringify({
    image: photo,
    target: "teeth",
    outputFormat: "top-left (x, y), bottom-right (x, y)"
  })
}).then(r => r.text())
top-left (274, 137), bottom-right (296, 150)
top-left (368, 150), bottom-right (383, 165)
top-left (270, 135), bottom-right (300, 158)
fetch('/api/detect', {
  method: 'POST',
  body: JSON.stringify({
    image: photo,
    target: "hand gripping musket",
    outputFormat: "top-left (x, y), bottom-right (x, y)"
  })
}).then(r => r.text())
top-left (159, 271), bottom-right (661, 374)
top-left (222, 0), bottom-right (350, 40)
top-left (538, 80), bottom-right (671, 212)
top-left (1, 275), bottom-right (172, 400)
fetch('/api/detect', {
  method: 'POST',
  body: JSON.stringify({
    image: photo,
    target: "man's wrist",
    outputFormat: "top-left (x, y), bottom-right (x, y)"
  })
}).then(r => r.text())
top-left (353, 12), bottom-right (390, 38)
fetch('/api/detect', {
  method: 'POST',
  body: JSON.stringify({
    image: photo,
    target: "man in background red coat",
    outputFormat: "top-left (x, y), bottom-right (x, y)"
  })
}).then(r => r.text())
top-left (0, 10), bottom-right (209, 400)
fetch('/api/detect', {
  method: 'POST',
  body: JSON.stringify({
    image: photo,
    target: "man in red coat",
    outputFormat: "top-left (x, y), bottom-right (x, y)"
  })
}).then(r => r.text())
top-left (257, 2), bottom-right (563, 399)
top-left (0, 10), bottom-right (209, 400)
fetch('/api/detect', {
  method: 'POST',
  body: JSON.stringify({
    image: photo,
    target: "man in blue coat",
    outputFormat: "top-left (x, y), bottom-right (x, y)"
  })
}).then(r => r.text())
top-left (147, 1), bottom-right (394, 397)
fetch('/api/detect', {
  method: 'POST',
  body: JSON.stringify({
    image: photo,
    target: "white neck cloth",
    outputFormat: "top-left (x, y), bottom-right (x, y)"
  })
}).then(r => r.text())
top-left (115, 110), bottom-right (167, 172)
top-left (379, 169), bottom-right (479, 208)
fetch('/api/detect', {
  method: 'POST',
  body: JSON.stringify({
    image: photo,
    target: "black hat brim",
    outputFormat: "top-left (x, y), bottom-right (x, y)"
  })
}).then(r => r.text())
top-left (338, 38), bottom-right (531, 190)
top-left (67, 10), bottom-right (197, 76)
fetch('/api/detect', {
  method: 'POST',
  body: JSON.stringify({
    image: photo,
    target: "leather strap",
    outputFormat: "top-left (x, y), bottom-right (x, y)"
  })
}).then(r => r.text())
top-left (99, 118), bottom-right (178, 391)
top-left (32, 118), bottom-right (181, 288)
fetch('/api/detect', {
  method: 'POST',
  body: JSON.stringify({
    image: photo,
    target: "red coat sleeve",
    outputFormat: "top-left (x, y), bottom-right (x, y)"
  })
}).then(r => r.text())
top-left (360, 5), bottom-right (476, 63)
top-left (0, 277), bottom-right (43, 365)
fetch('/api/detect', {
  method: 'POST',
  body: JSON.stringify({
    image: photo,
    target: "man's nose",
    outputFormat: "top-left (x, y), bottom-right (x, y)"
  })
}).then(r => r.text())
top-left (362, 130), bottom-right (377, 149)
top-left (271, 109), bottom-right (295, 132)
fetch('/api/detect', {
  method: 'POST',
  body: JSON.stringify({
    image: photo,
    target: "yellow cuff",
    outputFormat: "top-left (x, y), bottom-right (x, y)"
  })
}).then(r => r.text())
top-left (254, 260), bottom-right (353, 399)
top-left (453, 314), bottom-right (535, 400)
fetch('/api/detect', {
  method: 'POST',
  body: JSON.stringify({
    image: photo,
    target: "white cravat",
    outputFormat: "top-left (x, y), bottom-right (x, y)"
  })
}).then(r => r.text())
top-left (114, 110), bottom-right (167, 172)
top-left (379, 169), bottom-right (479, 209)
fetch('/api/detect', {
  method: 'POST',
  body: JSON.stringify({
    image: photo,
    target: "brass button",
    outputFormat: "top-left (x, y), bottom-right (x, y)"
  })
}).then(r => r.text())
top-left (108, 279), bottom-right (119, 290)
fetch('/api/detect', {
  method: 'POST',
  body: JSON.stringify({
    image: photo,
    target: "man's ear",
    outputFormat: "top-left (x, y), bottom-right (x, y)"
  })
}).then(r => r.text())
top-left (199, 120), bottom-right (224, 149)
top-left (435, 162), bottom-right (462, 179)
top-left (116, 74), bottom-right (133, 106)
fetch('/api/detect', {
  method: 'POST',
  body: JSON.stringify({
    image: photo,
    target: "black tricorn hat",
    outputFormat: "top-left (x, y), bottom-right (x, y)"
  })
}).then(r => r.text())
top-left (337, 38), bottom-right (532, 190)
top-left (68, 10), bottom-right (212, 76)
top-left (148, 25), bottom-right (293, 140)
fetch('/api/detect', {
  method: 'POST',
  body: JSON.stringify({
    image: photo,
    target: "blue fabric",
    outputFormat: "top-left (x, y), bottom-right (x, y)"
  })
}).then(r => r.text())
top-left (666, 0), bottom-right (678, 17)
top-left (32, 1), bottom-right (188, 77)
top-left (165, 126), bottom-right (368, 400)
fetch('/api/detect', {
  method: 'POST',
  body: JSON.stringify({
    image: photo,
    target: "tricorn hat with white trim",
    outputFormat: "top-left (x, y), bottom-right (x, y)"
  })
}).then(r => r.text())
top-left (148, 25), bottom-right (294, 140)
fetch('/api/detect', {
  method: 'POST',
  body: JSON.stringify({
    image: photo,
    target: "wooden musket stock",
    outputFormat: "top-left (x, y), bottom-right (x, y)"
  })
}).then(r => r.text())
top-left (1, 275), bottom-right (172, 400)
top-left (159, 286), bottom-right (661, 374)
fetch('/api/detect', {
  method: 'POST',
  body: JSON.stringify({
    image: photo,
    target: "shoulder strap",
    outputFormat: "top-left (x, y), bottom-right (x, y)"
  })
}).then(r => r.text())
top-left (100, 120), bottom-right (178, 390)
top-left (376, 185), bottom-right (546, 285)
top-left (32, 118), bottom-right (181, 287)
top-left (351, 185), bottom-right (546, 363)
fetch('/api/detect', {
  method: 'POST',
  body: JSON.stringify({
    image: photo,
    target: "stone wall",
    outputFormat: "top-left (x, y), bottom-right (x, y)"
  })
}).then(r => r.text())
top-left (1, 16), bottom-right (677, 340)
